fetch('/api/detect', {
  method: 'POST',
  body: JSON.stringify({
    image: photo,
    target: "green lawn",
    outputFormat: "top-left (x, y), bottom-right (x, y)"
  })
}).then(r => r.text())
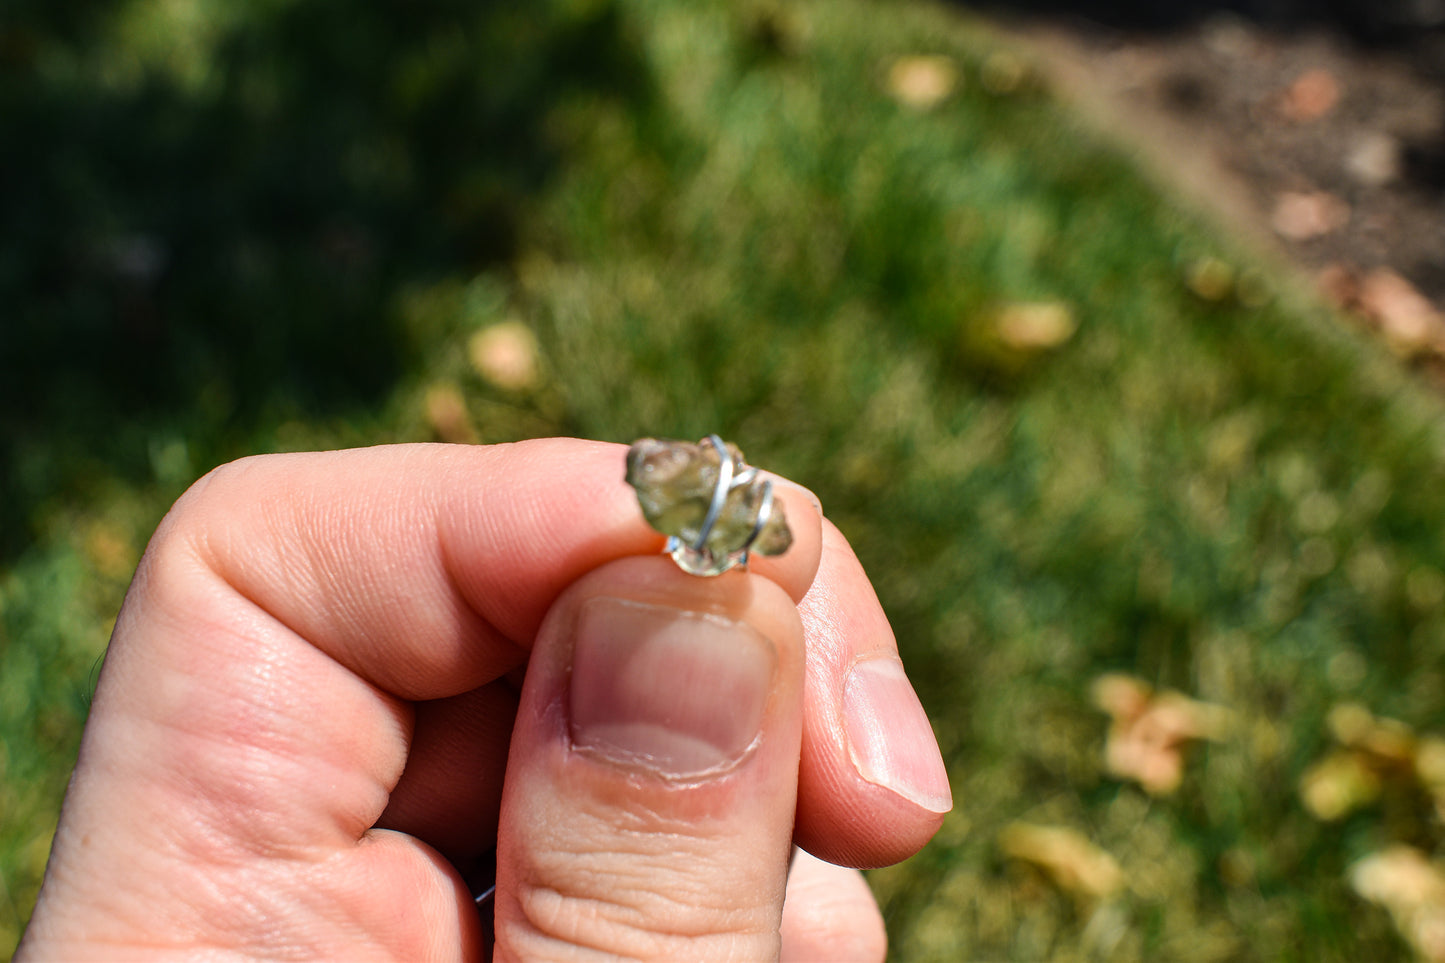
top-left (5, 0), bottom-right (1445, 958)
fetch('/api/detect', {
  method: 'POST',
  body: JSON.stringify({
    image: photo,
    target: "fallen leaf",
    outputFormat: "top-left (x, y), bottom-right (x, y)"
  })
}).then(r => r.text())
top-left (887, 55), bottom-right (957, 109)
top-left (1093, 674), bottom-right (1232, 795)
top-left (1186, 256), bottom-right (1235, 302)
top-left (1000, 823), bottom-right (1124, 900)
top-left (1352, 847), bottom-right (1445, 962)
top-left (1348, 132), bottom-right (1403, 187)
top-left (424, 383), bottom-right (478, 445)
top-left (1328, 702), bottom-right (1415, 766)
top-left (994, 301), bottom-right (1077, 350)
top-left (1279, 68), bottom-right (1340, 122)
top-left (1353, 847), bottom-right (1443, 906)
top-left (1357, 269), bottom-right (1445, 357)
top-left (1301, 704), bottom-right (1425, 820)
top-left (1271, 190), bottom-right (1349, 240)
top-left (469, 321), bottom-right (542, 391)
top-left (1300, 750), bottom-right (1383, 821)
top-left (1317, 265), bottom-right (1445, 359)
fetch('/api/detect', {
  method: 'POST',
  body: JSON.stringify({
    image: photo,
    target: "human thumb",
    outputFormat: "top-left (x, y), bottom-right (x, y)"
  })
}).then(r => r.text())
top-left (493, 555), bottom-right (804, 962)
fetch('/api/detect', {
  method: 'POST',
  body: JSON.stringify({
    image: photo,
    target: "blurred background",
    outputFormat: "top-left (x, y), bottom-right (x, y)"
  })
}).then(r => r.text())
top-left (4, 0), bottom-right (1445, 958)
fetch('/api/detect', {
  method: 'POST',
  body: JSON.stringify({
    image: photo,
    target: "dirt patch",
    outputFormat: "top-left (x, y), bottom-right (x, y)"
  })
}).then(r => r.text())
top-left (984, 9), bottom-right (1445, 370)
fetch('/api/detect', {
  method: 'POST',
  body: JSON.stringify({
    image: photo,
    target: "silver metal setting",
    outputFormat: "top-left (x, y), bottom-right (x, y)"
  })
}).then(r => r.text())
top-left (665, 434), bottom-right (774, 576)
top-left (627, 434), bottom-right (788, 578)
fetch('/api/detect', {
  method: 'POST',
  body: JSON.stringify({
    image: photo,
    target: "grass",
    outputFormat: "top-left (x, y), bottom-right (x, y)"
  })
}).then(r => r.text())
top-left (5, 0), bottom-right (1445, 958)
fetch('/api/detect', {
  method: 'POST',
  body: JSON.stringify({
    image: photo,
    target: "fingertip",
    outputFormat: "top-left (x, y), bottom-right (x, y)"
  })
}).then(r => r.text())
top-left (793, 519), bottom-right (952, 869)
top-left (749, 480), bottom-right (824, 604)
top-left (770, 476), bottom-right (823, 519)
top-left (350, 829), bottom-right (489, 961)
top-left (780, 850), bottom-right (887, 963)
top-left (795, 786), bottom-right (948, 870)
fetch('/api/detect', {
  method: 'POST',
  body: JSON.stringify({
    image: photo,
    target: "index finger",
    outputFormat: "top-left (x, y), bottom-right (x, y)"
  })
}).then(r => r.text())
top-left (183, 439), bottom-right (824, 699)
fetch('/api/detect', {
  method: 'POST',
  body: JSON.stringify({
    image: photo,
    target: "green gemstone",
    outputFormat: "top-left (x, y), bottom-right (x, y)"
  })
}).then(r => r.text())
top-left (626, 437), bottom-right (792, 575)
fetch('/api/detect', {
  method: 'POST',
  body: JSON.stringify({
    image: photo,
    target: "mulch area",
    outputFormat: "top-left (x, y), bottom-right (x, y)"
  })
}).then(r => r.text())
top-left (980, 7), bottom-right (1445, 378)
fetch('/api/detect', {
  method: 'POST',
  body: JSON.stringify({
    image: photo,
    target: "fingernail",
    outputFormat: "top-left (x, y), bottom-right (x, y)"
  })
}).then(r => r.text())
top-left (843, 656), bottom-right (953, 813)
top-left (569, 597), bottom-right (775, 778)
top-left (774, 478), bottom-right (823, 517)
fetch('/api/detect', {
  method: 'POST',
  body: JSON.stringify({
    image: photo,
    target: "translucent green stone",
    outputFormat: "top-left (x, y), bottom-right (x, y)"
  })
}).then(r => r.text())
top-left (626, 437), bottom-right (793, 576)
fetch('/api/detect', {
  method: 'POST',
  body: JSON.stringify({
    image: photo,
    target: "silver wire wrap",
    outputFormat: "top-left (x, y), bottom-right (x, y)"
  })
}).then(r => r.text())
top-left (677, 433), bottom-right (774, 565)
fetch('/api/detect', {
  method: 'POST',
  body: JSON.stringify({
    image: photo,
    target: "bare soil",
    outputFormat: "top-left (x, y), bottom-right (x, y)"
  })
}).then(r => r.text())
top-left (982, 8), bottom-right (1445, 355)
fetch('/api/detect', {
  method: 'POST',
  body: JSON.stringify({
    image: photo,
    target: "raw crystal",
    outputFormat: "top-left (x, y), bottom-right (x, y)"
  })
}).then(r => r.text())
top-left (626, 437), bottom-right (792, 576)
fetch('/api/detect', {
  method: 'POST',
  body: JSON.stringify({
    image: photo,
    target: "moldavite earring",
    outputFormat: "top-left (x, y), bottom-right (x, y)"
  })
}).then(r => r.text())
top-left (626, 435), bottom-right (793, 576)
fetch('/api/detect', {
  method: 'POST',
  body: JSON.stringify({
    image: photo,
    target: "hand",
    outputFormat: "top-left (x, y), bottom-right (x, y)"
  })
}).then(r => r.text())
top-left (18, 441), bottom-right (951, 961)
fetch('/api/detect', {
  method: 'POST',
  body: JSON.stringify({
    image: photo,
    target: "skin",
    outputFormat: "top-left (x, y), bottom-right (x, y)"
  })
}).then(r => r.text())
top-left (17, 440), bottom-right (950, 961)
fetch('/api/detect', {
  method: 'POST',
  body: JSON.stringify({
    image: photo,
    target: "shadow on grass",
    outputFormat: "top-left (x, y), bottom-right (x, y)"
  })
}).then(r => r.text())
top-left (0, 0), bottom-right (650, 561)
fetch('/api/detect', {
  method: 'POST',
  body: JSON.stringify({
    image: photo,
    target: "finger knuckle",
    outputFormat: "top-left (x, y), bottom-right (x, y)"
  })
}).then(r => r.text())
top-left (500, 858), bottom-right (778, 962)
